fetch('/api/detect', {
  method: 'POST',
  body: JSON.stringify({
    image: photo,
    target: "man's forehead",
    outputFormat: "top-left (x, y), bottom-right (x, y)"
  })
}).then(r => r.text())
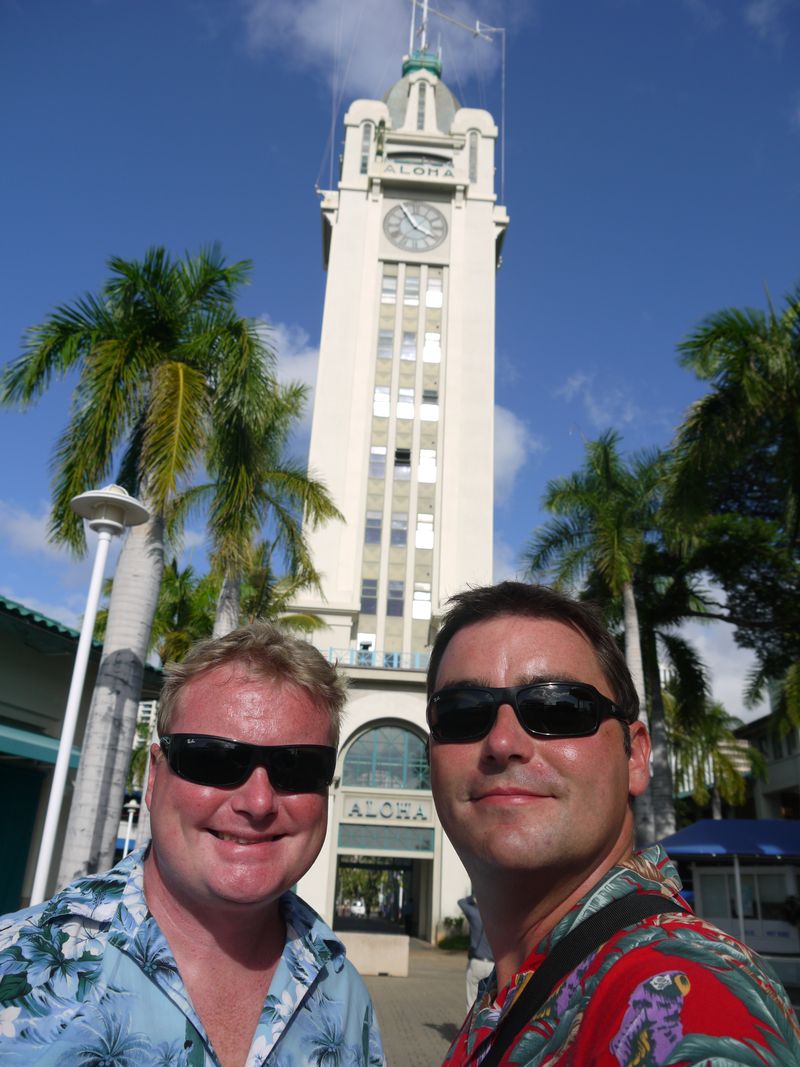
top-left (436, 614), bottom-right (607, 687)
top-left (181, 661), bottom-right (277, 695)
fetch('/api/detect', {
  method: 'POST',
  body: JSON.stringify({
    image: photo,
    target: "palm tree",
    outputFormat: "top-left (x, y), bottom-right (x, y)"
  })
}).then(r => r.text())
top-left (523, 432), bottom-right (664, 841)
top-left (670, 287), bottom-right (800, 538)
top-left (665, 691), bottom-right (766, 819)
top-left (583, 543), bottom-right (718, 838)
top-left (668, 287), bottom-right (800, 731)
top-left (1, 245), bottom-right (277, 885)
top-left (238, 539), bottom-right (327, 633)
top-left (200, 376), bottom-right (342, 636)
top-left (139, 557), bottom-right (218, 664)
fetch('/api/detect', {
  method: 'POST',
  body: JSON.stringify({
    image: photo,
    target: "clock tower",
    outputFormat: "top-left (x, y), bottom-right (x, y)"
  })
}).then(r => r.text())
top-left (295, 44), bottom-right (508, 945)
top-left (300, 50), bottom-right (508, 660)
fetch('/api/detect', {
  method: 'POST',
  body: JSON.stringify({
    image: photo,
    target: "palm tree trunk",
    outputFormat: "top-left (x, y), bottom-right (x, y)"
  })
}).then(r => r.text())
top-left (711, 784), bottom-right (723, 819)
top-left (643, 639), bottom-right (677, 840)
top-left (622, 579), bottom-right (655, 845)
top-left (213, 572), bottom-right (241, 637)
top-left (57, 512), bottom-right (164, 887)
top-left (130, 710), bottom-right (158, 852)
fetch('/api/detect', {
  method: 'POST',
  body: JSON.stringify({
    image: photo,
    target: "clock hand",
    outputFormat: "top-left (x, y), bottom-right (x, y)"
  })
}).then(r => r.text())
top-left (400, 202), bottom-right (416, 225)
top-left (400, 203), bottom-right (435, 238)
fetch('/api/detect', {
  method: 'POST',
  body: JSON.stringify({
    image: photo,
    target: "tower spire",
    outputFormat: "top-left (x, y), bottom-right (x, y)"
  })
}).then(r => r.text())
top-left (420, 0), bottom-right (429, 51)
top-left (404, 0), bottom-right (441, 77)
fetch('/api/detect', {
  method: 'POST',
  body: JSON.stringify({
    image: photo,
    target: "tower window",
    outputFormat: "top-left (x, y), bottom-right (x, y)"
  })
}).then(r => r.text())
top-left (391, 512), bottom-right (408, 546)
top-left (397, 387), bottom-right (414, 419)
top-left (423, 331), bottom-right (441, 363)
top-left (369, 446), bottom-right (387, 479)
top-left (412, 581), bottom-right (432, 620)
top-left (387, 579), bottom-right (404, 616)
top-left (419, 448), bottom-right (437, 483)
top-left (469, 131), bottom-right (478, 183)
top-left (421, 389), bottom-right (439, 422)
top-left (342, 725), bottom-right (430, 790)
top-left (381, 271), bottom-right (398, 304)
top-left (360, 122), bottom-right (373, 175)
top-left (394, 448), bottom-right (411, 480)
top-left (417, 81), bottom-right (427, 131)
top-left (373, 385), bottom-right (390, 417)
top-left (400, 331), bottom-right (417, 360)
top-left (426, 271), bottom-right (443, 308)
top-left (404, 270), bottom-right (420, 306)
top-left (365, 511), bottom-right (382, 544)
top-left (377, 328), bottom-right (394, 359)
top-left (416, 512), bottom-right (434, 549)
top-left (360, 578), bottom-right (378, 616)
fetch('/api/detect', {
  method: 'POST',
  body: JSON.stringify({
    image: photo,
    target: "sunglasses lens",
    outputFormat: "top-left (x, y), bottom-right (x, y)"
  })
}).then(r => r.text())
top-left (517, 685), bottom-right (599, 736)
top-left (164, 736), bottom-right (336, 792)
top-left (428, 684), bottom-right (608, 743)
top-left (170, 736), bottom-right (250, 787)
top-left (430, 690), bottom-right (495, 741)
top-left (267, 746), bottom-right (336, 792)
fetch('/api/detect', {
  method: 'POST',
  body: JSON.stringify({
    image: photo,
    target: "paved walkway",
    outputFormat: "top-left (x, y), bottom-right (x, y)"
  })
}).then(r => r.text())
top-left (365, 940), bottom-right (468, 1067)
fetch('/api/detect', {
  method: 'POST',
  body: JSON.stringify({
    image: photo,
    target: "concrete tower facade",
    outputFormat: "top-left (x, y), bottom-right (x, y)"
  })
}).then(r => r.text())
top-left (296, 50), bottom-right (508, 949)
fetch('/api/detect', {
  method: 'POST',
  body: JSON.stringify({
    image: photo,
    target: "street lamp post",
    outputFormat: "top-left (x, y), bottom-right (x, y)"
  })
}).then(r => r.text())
top-left (30, 485), bottom-right (149, 906)
top-left (121, 798), bottom-right (140, 859)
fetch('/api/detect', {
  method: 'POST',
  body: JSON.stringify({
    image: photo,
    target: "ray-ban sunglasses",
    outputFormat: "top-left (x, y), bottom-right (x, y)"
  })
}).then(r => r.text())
top-left (159, 734), bottom-right (336, 792)
top-left (426, 681), bottom-right (629, 744)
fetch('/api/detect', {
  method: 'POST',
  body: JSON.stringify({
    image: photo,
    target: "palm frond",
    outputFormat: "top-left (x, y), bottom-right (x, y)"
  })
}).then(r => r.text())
top-left (140, 361), bottom-right (209, 513)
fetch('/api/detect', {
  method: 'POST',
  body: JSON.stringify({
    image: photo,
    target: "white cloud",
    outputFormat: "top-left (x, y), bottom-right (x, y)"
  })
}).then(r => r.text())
top-left (492, 536), bottom-right (523, 583)
top-left (680, 619), bottom-right (769, 724)
top-left (181, 527), bottom-right (208, 553)
top-left (270, 321), bottom-right (320, 392)
top-left (682, 0), bottom-right (725, 30)
top-left (555, 371), bottom-right (640, 433)
top-left (0, 500), bottom-right (69, 561)
top-left (494, 404), bottom-right (544, 505)
top-left (0, 585), bottom-right (83, 630)
top-left (258, 316), bottom-right (321, 439)
top-left (241, 0), bottom-right (517, 100)
top-left (744, 0), bottom-right (789, 43)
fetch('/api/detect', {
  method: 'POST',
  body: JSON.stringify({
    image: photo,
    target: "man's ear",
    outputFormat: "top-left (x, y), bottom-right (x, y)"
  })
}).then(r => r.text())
top-left (144, 742), bottom-right (163, 811)
top-left (627, 720), bottom-right (651, 798)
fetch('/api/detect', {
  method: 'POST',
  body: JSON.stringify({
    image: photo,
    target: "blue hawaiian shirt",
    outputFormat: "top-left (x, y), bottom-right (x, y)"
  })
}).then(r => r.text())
top-left (0, 848), bottom-right (385, 1066)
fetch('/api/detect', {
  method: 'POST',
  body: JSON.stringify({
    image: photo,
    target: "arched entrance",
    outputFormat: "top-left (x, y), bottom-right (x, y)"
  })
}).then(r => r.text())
top-left (333, 722), bottom-right (434, 939)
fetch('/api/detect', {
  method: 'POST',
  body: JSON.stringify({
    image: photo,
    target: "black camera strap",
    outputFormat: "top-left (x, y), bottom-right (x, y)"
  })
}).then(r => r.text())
top-left (478, 893), bottom-right (689, 1067)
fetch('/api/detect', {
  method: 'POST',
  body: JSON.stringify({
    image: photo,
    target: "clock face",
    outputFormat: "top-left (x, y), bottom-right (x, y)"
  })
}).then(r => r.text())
top-left (383, 200), bottom-right (448, 252)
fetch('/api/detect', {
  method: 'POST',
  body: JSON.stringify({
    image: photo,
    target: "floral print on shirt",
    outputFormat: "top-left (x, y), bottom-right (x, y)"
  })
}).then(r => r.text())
top-left (443, 846), bottom-right (800, 1066)
top-left (0, 848), bottom-right (385, 1067)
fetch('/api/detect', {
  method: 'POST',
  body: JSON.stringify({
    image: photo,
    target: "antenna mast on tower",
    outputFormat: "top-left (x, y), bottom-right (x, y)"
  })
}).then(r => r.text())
top-left (407, 1), bottom-right (507, 203)
top-left (409, 0), bottom-right (429, 51)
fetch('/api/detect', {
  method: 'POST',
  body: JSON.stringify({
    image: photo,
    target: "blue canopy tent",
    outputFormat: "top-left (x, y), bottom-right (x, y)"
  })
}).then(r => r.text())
top-left (659, 820), bottom-right (800, 944)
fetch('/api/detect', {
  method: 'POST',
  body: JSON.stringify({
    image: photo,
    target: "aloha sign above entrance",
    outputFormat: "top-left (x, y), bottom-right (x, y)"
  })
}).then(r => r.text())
top-left (342, 792), bottom-right (433, 824)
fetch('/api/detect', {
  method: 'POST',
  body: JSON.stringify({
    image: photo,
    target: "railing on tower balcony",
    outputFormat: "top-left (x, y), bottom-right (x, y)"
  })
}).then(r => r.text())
top-left (326, 647), bottom-right (429, 672)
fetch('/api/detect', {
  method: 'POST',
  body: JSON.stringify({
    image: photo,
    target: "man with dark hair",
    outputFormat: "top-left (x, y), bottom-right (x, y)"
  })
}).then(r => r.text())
top-left (0, 623), bottom-right (385, 1067)
top-left (427, 581), bottom-right (799, 1066)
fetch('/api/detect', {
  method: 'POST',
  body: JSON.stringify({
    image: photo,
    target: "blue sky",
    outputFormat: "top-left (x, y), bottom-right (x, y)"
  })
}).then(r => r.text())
top-left (2, 0), bottom-right (799, 717)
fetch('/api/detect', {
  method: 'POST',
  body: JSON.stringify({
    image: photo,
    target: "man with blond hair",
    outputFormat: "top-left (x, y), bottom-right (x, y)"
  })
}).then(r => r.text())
top-left (0, 622), bottom-right (385, 1067)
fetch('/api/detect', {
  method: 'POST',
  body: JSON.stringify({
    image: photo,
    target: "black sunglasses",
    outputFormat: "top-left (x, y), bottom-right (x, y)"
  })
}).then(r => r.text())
top-left (426, 681), bottom-right (628, 743)
top-left (159, 734), bottom-right (336, 792)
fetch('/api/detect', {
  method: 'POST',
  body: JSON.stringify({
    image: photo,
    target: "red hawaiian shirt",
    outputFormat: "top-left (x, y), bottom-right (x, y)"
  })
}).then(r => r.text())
top-left (443, 846), bottom-right (800, 1066)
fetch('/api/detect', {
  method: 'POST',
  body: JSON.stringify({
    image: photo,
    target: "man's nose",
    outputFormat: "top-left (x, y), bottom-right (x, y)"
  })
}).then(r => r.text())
top-left (230, 765), bottom-right (279, 816)
top-left (481, 702), bottom-right (532, 761)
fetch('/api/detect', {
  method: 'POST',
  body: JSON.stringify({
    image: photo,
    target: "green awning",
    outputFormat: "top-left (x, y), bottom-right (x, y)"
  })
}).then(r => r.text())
top-left (0, 723), bottom-right (80, 767)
